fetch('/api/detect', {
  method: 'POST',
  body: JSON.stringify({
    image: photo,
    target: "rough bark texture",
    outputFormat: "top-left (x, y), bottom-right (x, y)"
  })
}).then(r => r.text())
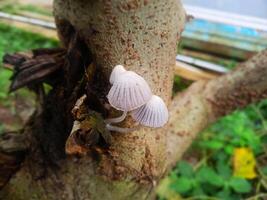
top-left (0, 0), bottom-right (267, 200)
top-left (166, 50), bottom-right (267, 168)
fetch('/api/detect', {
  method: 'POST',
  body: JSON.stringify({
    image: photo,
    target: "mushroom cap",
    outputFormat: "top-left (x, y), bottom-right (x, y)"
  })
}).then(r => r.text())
top-left (107, 71), bottom-right (152, 111)
top-left (109, 65), bottom-right (126, 84)
top-left (131, 95), bottom-right (168, 128)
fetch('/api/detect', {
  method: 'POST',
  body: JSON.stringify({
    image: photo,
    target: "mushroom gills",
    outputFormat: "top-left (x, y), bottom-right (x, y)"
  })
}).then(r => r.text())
top-left (131, 95), bottom-right (169, 128)
top-left (107, 71), bottom-right (152, 111)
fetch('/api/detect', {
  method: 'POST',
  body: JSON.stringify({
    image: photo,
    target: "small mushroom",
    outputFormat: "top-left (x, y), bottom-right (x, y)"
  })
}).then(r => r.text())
top-left (109, 65), bottom-right (126, 84)
top-left (104, 110), bottom-right (127, 124)
top-left (107, 68), bottom-right (152, 111)
top-left (131, 95), bottom-right (169, 128)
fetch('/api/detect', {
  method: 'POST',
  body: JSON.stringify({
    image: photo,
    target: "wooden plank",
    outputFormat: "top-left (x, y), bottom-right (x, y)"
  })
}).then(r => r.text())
top-left (176, 54), bottom-right (229, 73)
top-left (180, 48), bottom-right (238, 68)
top-left (0, 11), bottom-right (55, 29)
top-left (181, 36), bottom-right (255, 60)
top-left (174, 61), bottom-right (220, 81)
top-left (0, 19), bottom-right (58, 39)
top-left (18, 11), bottom-right (53, 22)
top-left (182, 19), bottom-right (267, 60)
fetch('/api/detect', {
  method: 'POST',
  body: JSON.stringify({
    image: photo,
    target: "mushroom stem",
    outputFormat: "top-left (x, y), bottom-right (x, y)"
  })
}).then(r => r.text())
top-left (104, 111), bottom-right (127, 124)
top-left (106, 124), bottom-right (140, 133)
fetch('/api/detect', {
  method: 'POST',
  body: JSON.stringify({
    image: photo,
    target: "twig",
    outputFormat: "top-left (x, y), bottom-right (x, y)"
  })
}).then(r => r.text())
top-left (245, 193), bottom-right (267, 200)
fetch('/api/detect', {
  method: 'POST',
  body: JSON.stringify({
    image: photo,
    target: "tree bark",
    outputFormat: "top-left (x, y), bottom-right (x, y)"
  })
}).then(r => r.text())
top-left (166, 50), bottom-right (267, 168)
top-left (0, 0), bottom-right (267, 200)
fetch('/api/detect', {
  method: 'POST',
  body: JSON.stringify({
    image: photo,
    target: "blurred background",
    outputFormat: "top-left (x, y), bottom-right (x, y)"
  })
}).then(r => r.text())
top-left (184, 0), bottom-right (267, 18)
top-left (0, 0), bottom-right (266, 199)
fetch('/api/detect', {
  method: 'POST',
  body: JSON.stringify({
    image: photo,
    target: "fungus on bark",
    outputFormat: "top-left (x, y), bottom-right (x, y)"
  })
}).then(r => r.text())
top-left (107, 65), bottom-right (152, 111)
top-left (131, 95), bottom-right (169, 128)
top-left (109, 65), bottom-right (126, 85)
top-left (106, 66), bottom-right (169, 132)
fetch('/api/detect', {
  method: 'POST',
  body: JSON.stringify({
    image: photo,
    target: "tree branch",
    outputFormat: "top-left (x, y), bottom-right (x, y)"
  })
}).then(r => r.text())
top-left (167, 50), bottom-right (267, 168)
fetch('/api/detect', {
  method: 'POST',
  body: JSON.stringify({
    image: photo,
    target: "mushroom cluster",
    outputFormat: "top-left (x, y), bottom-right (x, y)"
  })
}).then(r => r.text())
top-left (106, 65), bottom-right (169, 133)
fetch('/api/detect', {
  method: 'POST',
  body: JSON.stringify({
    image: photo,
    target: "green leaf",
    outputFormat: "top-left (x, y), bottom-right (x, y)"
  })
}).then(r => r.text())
top-left (177, 161), bottom-right (194, 177)
top-left (216, 187), bottom-right (231, 200)
top-left (262, 135), bottom-right (267, 144)
top-left (196, 166), bottom-right (224, 187)
top-left (225, 145), bottom-right (234, 154)
top-left (229, 178), bottom-right (252, 193)
top-left (171, 177), bottom-right (192, 194)
top-left (261, 166), bottom-right (267, 176)
top-left (191, 186), bottom-right (205, 196)
top-left (216, 160), bottom-right (232, 180)
top-left (200, 140), bottom-right (224, 150)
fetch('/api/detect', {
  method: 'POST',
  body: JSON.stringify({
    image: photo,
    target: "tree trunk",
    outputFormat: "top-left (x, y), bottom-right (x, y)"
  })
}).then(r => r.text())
top-left (1, 0), bottom-right (267, 200)
top-left (1, 1), bottom-right (187, 199)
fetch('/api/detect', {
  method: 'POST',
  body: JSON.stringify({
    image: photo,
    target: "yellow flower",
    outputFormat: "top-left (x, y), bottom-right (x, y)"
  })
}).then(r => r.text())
top-left (233, 147), bottom-right (257, 179)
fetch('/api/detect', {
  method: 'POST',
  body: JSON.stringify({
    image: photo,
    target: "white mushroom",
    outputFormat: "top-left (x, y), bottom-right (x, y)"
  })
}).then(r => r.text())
top-left (109, 65), bottom-right (126, 84)
top-left (131, 95), bottom-right (169, 128)
top-left (104, 110), bottom-right (127, 124)
top-left (107, 69), bottom-right (152, 111)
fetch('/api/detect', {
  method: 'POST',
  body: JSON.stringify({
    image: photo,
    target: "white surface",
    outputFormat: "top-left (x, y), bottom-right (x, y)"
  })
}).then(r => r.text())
top-left (176, 55), bottom-right (229, 73)
top-left (182, 0), bottom-right (267, 32)
top-left (182, 0), bottom-right (267, 19)
top-left (0, 11), bottom-right (55, 29)
top-left (183, 5), bottom-right (267, 31)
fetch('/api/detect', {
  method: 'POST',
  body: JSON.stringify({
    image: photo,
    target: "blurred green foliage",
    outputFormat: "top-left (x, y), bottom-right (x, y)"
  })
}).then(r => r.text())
top-left (173, 76), bottom-right (192, 94)
top-left (161, 39), bottom-right (267, 200)
top-left (0, 23), bottom-right (59, 134)
top-left (0, 23), bottom-right (58, 103)
top-left (159, 80), bottom-right (267, 199)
